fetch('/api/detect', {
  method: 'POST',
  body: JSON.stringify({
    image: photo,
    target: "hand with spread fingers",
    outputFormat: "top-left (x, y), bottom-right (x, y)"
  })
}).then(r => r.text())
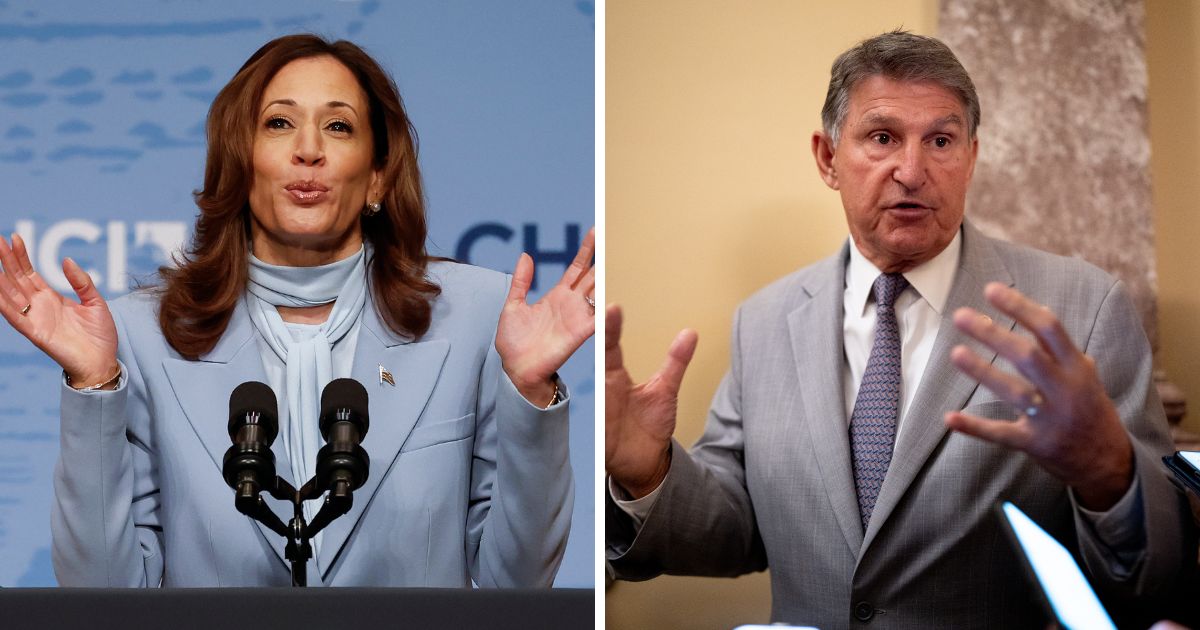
top-left (945, 282), bottom-right (1134, 511)
top-left (0, 233), bottom-right (119, 388)
top-left (495, 226), bottom-right (597, 407)
top-left (604, 304), bottom-right (699, 498)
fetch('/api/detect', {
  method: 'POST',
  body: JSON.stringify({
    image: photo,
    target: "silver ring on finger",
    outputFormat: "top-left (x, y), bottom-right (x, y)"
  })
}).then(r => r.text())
top-left (585, 295), bottom-right (595, 309)
top-left (1024, 390), bottom-right (1045, 417)
top-left (19, 303), bottom-right (30, 316)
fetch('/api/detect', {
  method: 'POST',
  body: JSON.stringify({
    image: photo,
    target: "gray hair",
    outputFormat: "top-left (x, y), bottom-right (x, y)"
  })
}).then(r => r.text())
top-left (821, 29), bottom-right (980, 145)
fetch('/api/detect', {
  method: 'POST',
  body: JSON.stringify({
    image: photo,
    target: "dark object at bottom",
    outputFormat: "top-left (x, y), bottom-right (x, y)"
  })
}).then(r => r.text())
top-left (0, 587), bottom-right (593, 630)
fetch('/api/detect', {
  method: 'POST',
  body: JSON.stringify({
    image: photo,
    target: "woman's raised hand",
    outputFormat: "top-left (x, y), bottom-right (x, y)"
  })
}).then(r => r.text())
top-left (0, 234), bottom-right (118, 385)
top-left (496, 227), bottom-right (596, 406)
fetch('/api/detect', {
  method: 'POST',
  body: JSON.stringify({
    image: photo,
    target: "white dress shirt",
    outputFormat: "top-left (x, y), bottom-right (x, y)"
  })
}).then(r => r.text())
top-left (842, 231), bottom-right (960, 432)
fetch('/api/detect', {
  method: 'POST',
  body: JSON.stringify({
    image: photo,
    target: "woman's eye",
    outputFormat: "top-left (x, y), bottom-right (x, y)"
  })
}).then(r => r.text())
top-left (873, 133), bottom-right (892, 145)
top-left (266, 116), bottom-right (291, 130)
top-left (327, 120), bottom-right (353, 133)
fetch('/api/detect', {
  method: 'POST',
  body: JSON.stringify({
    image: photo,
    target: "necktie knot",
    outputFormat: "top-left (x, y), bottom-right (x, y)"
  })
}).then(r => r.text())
top-left (872, 273), bottom-right (909, 311)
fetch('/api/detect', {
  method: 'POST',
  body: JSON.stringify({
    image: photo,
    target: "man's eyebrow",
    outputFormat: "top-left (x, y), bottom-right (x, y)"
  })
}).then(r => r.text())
top-left (260, 99), bottom-right (359, 116)
top-left (930, 114), bottom-right (965, 129)
top-left (857, 112), bottom-right (965, 131)
top-left (859, 113), bottom-right (900, 128)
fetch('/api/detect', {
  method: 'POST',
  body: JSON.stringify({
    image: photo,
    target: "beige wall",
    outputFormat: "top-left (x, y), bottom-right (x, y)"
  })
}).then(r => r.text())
top-left (606, 2), bottom-right (939, 628)
top-left (606, 1), bottom-right (1200, 628)
top-left (1150, 0), bottom-right (1200, 436)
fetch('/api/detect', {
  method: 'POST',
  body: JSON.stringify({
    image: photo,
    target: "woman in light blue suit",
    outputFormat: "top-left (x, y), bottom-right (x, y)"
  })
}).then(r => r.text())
top-left (0, 35), bottom-right (594, 587)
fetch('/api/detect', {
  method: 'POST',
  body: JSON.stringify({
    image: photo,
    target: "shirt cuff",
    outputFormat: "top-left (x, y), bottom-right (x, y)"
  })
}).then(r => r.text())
top-left (1074, 467), bottom-right (1145, 570)
top-left (60, 360), bottom-right (127, 394)
top-left (609, 476), bottom-right (664, 529)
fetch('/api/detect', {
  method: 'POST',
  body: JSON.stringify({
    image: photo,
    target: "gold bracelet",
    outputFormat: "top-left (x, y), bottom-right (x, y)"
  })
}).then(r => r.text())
top-left (65, 366), bottom-right (122, 392)
top-left (544, 375), bottom-right (560, 410)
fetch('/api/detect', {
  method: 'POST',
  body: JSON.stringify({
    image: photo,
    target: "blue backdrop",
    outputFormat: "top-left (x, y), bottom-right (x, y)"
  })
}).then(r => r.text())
top-left (0, 1), bottom-right (595, 587)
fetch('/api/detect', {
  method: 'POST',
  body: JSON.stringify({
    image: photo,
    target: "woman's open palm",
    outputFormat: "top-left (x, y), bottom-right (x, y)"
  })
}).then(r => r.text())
top-left (0, 234), bottom-right (118, 383)
top-left (495, 227), bottom-right (596, 400)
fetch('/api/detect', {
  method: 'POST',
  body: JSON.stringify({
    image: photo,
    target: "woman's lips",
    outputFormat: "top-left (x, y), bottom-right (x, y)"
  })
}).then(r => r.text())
top-left (284, 181), bottom-right (330, 205)
top-left (286, 188), bottom-right (328, 204)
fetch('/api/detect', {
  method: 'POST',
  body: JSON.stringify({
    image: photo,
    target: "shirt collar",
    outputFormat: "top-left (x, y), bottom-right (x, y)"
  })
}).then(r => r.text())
top-left (846, 228), bottom-right (962, 316)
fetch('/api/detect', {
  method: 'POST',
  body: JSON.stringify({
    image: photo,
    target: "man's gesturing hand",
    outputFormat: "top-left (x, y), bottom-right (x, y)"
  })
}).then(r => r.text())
top-left (604, 304), bottom-right (698, 499)
top-left (945, 283), bottom-right (1134, 511)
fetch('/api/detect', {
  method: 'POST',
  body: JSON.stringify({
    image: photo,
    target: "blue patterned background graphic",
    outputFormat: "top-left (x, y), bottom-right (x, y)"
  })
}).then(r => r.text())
top-left (0, 0), bottom-right (595, 587)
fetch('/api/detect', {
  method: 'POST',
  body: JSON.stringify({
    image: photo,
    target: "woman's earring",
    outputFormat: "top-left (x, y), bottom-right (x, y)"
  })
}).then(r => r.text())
top-left (364, 201), bottom-right (382, 217)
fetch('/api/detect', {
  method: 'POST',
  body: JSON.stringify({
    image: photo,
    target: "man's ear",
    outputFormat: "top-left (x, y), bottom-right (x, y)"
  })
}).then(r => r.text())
top-left (812, 131), bottom-right (839, 190)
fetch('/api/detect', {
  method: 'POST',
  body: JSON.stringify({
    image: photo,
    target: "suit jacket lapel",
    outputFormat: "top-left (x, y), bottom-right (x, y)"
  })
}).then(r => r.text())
top-left (162, 300), bottom-right (294, 568)
top-left (860, 222), bottom-right (1016, 554)
top-left (317, 302), bottom-right (449, 578)
top-left (790, 243), bottom-right (864, 555)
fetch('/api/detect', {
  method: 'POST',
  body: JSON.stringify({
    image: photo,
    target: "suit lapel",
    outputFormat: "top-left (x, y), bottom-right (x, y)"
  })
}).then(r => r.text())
top-left (860, 223), bottom-right (1016, 554)
top-left (162, 300), bottom-right (294, 568)
top-left (790, 244), bottom-right (864, 555)
top-left (317, 304), bottom-right (450, 578)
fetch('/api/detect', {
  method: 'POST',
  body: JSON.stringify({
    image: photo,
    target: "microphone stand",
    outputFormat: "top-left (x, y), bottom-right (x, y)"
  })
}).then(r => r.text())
top-left (225, 378), bottom-right (370, 587)
top-left (232, 472), bottom-right (356, 587)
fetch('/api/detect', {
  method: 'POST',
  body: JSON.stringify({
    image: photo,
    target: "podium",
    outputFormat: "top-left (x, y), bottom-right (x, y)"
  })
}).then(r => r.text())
top-left (0, 587), bottom-right (593, 629)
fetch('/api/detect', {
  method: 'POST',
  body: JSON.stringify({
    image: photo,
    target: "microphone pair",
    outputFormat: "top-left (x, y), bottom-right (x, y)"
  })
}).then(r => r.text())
top-left (222, 378), bottom-right (371, 500)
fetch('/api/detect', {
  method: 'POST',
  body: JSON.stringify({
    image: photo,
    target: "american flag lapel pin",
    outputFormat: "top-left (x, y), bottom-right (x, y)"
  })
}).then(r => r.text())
top-left (379, 365), bottom-right (395, 386)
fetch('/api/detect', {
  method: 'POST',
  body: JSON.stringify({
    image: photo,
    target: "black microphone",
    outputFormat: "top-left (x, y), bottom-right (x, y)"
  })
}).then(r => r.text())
top-left (315, 378), bottom-right (370, 495)
top-left (221, 381), bottom-right (280, 502)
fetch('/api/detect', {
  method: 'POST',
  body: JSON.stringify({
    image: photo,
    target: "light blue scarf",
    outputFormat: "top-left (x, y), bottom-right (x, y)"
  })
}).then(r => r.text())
top-left (246, 244), bottom-right (368, 542)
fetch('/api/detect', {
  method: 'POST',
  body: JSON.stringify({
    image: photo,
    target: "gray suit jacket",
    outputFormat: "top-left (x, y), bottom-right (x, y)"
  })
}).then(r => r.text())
top-left (608, 222), bottom-right (1187, 628)
top-left (53, 261), bottom-right (573, 587)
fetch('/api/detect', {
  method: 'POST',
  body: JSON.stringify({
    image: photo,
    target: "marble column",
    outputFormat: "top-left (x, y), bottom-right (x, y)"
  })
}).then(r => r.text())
top-left (939, 0), bottom-right (1157, 346)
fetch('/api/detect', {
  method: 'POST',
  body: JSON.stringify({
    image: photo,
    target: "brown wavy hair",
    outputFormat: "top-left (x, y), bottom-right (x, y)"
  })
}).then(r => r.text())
top-left (158, 34), bottom-right (440, 358)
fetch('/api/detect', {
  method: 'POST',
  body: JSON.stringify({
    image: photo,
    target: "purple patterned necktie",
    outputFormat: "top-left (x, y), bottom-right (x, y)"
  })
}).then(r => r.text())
top-left (849, 272), bottom-right (909, 530)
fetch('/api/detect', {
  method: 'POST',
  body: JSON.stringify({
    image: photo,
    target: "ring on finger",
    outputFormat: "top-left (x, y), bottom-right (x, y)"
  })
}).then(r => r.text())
top-left (585, 295), bottom-right (595, 309)
top-left (1024, 390), bottom-right (1045, 417)
top-left (19, 303), bottom-right (30, 316)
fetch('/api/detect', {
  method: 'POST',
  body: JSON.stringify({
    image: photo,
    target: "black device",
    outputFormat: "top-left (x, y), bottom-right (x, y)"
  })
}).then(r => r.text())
top-left (222, 379), bottom-right (372, 587)
top-left (1164, 451), bottom-right (1200, 497)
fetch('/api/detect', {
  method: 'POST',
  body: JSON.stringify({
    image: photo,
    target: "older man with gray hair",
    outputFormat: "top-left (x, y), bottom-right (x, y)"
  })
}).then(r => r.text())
top-left (606, 30), bottom-right (1188, 628)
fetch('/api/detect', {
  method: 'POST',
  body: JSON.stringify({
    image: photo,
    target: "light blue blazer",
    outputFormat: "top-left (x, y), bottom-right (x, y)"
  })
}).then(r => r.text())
top-left (52, 261), bottom-right (573, 587)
